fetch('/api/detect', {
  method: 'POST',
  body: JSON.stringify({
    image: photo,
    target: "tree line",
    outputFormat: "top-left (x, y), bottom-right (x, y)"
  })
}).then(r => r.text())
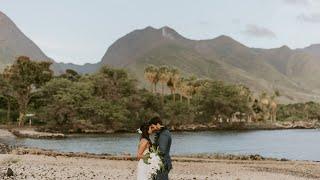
top-left (0, 56), bottom-right (319, 132)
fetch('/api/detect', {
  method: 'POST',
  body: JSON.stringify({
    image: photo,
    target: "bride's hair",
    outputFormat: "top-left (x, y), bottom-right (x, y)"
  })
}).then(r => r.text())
top-left (140, 123), bottom-right (152, 146)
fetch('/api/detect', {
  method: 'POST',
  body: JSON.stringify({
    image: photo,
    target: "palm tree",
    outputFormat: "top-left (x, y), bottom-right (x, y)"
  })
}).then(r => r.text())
top-left (236, 84), bottom-right (254, 122)
top-left (176, 77), bottom-right (185, 102)
top-left (269, 91), bottom-right (279, 122)
top-left (178, 76), bottom-right (196, 106)
top-left (158, 65), bottom-right (170, 103)
top-left (185, 77), bottom-right (197, 106)
top-left (144, 65), bottom-right (159, 93)
top-left (192, 78), bottom-right (210, 106)
top-left (167, 67), bottom-right (180, 102)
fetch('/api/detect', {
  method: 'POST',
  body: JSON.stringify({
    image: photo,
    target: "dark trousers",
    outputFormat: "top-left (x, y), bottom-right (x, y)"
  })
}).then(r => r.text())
top-left (155, 170), bottom-right (169, 180)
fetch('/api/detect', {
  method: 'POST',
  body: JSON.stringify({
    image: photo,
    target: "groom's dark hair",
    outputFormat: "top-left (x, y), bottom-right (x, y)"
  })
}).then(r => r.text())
top-left (148, 116), bottom-right (162, 125)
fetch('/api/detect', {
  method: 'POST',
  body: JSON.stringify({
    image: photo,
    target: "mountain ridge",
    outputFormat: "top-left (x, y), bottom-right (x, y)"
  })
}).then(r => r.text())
top-left (1, 10), bottom-right (320, 103)
top-left (0, 11), bottom-right (50, 68)
top-left (100, 26), bottom-right (320, 103)
top-left (0, 11), bottom-right (99, 74)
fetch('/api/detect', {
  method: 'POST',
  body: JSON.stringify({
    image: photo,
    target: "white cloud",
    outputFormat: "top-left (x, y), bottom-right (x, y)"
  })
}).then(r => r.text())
top-left (242, 25), bottom-right (276, 39)
top-left (298, 13), bottom-right (320, 23)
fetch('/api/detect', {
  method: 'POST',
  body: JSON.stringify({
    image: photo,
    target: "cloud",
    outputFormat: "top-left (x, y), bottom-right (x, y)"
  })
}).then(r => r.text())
top-left (198, 21), bottom-right (209, 26)
top-left (242, 25), bottom-right (276, 38)
top-left (297, 13), bottom-right (320, 23)
top-left (283, 0), bottom-right (310, 6)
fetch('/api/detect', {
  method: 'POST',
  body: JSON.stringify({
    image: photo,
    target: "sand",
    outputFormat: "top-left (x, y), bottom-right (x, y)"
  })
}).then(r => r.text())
top-left (0, 154), bottom-right (320, 180)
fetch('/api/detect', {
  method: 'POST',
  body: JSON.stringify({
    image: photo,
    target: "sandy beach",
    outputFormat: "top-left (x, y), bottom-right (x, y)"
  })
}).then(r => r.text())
top-left (1, 129), bottom-right (320, 179)
top-left (0, 153), bottom-right (320, 180)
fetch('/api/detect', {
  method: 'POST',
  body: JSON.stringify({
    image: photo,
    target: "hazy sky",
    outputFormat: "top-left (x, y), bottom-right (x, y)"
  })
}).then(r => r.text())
top-left (1, 0), bottom-right (320, 64)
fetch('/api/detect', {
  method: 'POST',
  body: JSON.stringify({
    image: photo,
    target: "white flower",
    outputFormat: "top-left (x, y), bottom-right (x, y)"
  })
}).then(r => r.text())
top-left (137, 128), bottom-right (142, 134)
top-left (144, 150), bottom-right (163, 179)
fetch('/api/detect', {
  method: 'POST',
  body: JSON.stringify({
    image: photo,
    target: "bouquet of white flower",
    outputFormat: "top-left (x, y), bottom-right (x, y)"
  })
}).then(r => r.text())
top-left (142, 145), bottom-right (164, 179)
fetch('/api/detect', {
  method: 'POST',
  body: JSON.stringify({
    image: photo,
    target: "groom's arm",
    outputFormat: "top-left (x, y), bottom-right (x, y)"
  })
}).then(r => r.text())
top-left (158, 133), bottom-right (170, 155)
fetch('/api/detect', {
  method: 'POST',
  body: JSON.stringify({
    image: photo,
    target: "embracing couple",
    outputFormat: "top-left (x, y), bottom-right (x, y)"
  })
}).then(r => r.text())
top-left (136, 116), bottom-right (172, 180)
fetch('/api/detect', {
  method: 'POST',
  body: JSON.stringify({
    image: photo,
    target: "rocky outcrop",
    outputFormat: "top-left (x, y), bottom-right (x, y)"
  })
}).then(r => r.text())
top-left (173, 153), bottom-right (287, 162)
top-left (171, 123), bottom-right (217, 131)
top-left (170, 120), bottom-right (320, 131)
top-left (10, 129), bottom-right (65, 139)
top-left (275, 120), bottom-right (320, 129)
top-left (11, 147), bottom-right (136, 161)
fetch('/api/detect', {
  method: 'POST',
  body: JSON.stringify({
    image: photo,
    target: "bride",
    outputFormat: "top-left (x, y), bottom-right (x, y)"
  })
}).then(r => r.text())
top-left (136, 123), bottom-right (153, 180)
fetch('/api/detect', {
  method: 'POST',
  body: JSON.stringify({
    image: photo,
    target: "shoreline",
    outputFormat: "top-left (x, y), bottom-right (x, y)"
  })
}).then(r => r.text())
top-left (1, 129), bottom-right (320, 179)
top-left (0, 128), bottom-right (319, 163)
top-left (1, 120), bottom-right (319, 138)
top-left (1, 127), bottom-right (320, 163)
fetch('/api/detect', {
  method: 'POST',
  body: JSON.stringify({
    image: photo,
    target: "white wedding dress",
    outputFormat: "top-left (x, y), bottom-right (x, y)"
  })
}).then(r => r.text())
top-left (137, 148), bottom-right (150, 180)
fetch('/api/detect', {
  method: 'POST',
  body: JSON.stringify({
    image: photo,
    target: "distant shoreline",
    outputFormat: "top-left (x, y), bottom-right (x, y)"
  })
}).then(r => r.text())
top-left (1, 120), bottom-right (319, 138)
top-left (1, 118), bottom-right (319, 137)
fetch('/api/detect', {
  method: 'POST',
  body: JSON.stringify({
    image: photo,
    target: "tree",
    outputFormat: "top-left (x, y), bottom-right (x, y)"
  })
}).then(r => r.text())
top-left (0, 75), bottom-right (14, 122)
top-left (3, 56), bottom-right (53, 126)
top-left (197, 81), bottom-right (251, 122)
top-left (180, 76), bottom-right (197, 106)
top-left (93, 66), bottom-right (137, 99)
top-left (235, 85), bottom-right (256, 122)
top-left (59, 69), bottom-right (80, 81)
top-left (176, 77), bottom-right (185, 102)
top-left (144, 65), bottom-right (159, 93)
top-left (85, 66), bottom-right (138, 130)
top-left (158, 65), bottom-right (170, 103)
top-left (38, 78), bottom-right (94, 131)
top-left (167, 67), bottom-right (180, 102)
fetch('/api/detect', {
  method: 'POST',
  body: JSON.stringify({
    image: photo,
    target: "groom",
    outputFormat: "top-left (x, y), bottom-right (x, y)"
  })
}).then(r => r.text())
top-left (148, 116), bottom-right (172, 180)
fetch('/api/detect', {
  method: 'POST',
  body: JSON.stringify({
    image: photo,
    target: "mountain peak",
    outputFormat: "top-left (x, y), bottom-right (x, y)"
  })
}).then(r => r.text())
top-left (139, 26), bottom-right (183, 40)
top-left (209, 35), bottom-right (246, 48)
top-left (143, 26), bottom-right (157, 31)
top-left (279, 45), bottom-right (291, 50)
top-left (213, 35), bottom-right (240, 44)
top-left (160, 26), bottom-right (179, 40)
top-left (215, 35), bottom-right (233, 40)
top-left (160, 26), bottom-right (175, 31)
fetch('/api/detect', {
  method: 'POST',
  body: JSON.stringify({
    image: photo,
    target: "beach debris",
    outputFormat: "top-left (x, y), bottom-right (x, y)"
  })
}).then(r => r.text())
top-left (6, 168), bottom-right (14, 177)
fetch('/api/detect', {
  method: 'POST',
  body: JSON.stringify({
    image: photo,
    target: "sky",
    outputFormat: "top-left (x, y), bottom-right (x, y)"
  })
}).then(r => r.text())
top-left (0, 0), bottom-right (320, 65)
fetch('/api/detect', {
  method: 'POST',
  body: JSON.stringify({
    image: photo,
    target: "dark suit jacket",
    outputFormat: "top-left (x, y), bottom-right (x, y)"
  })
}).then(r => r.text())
top-left (154, 128), bottom-right (172, 171)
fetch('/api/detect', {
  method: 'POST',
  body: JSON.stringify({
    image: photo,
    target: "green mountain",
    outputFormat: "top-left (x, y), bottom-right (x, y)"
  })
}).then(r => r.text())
top-left (101, 26), bottom-right (320, 103)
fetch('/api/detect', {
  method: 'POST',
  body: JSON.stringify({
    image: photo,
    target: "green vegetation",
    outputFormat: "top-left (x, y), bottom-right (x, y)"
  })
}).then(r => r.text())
top-left (0, 57), bottom-right (319, 132)
top-left (1, 56), bottom-right (52, 126)
top-left (277, 102), bottom-right (320, 122)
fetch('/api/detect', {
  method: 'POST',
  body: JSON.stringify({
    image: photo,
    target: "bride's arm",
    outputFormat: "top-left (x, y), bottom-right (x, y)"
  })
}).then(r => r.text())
top-left (137, 139), bottom-right (148, 160)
